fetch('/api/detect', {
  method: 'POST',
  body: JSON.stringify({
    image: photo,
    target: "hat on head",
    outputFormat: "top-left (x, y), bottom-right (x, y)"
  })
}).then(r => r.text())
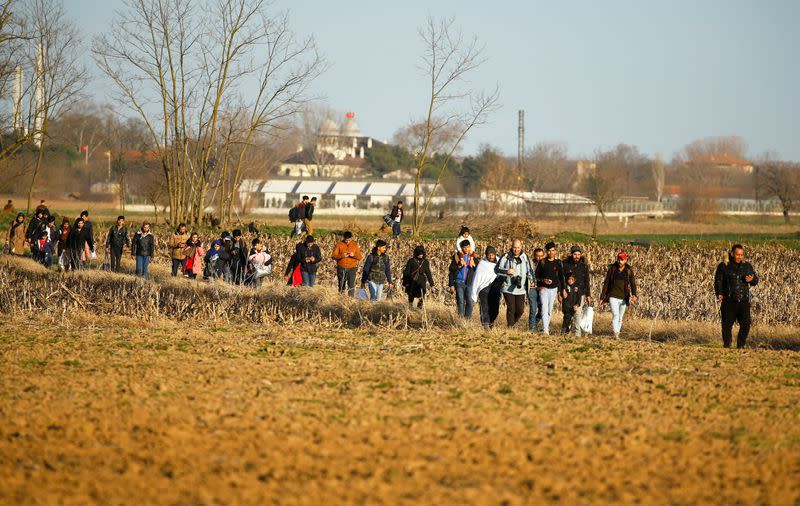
top-left (485, 245), bottom-right (496, 255)
top-left (545, 241), bottom-right (556, 251)
top-left (617, 251), bottom-right (628, 260)
top-left (570, 244), bottom-right (583, 254)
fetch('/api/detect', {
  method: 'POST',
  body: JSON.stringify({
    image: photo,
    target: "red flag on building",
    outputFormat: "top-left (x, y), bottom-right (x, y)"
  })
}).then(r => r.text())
top-left (80, 145), bottom-right (89, 152)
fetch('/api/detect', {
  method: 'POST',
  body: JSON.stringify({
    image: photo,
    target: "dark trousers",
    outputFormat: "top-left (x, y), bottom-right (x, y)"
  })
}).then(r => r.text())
top-left (562, 308), bottom-right (576, 334)
top-left (392, 222), bottom-right (401, 237)
top-left (337, 267), bottom-right (357, 295)
top-left (407, 284), bottom-right (426, 308)
top-left (503, 292), bottom-right (526, 327)
top-left (171, 258), bottom-right (184, 277)
top-left (721, 300), bottom-right (751, 348)
top-left (110, 247), bottom-right (123, 272)
top-left (479, 286), bottom-right (502, 327)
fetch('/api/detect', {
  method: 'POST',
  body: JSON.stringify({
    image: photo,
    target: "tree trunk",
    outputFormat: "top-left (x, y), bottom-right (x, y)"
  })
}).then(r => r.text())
top-left (592, 210), bottom-right (599, 239)
top-left (27, 140), bottom-right (47, 214)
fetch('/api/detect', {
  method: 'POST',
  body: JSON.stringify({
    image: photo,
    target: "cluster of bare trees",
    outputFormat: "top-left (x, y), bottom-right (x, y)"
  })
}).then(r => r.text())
top-left (0, 0), bottom-right (87, 212)
top-left (92, 0), bottom-right (322, 225)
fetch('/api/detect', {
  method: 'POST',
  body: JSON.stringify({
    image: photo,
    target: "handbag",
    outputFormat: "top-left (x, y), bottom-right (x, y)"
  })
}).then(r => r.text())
top-left (579, 304), bottom-right (594, 334)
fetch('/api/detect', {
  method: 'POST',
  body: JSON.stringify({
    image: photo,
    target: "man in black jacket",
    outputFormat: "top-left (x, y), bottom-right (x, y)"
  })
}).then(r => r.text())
top-left (563, 244), bottom-right (591, 302)
top-left (230, 229), bottom-right (249, 284)
top-left (106, 216), bottom-right (130, 272)
top-left (283, 236), bottom-right (321, 287)
top-left (388, 201), bottom-right (403, 238)
top-left (714, 244), bottom-right (758, 348)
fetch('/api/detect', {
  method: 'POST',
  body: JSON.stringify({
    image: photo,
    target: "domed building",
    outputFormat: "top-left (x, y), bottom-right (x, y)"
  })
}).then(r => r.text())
top-left (280, 112), bottom-right (382, 178)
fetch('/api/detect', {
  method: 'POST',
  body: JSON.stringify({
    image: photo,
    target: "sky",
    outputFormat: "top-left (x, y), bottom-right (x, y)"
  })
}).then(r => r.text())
top-left (74, 0), bottom-right (799, 160)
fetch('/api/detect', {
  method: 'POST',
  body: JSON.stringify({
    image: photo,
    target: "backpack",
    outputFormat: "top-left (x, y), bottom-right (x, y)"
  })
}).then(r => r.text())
top-left (288, 206), bottom-right (299, 222)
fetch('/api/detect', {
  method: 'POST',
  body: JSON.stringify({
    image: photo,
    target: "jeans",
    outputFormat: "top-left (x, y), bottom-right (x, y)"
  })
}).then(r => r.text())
top-left (337, 267), bottom-right (357, 295)
top-left (721, 300), bottom-right (751, 348)
top-left (454, 280), bottom-right (473, 319)
top-left (503, 292), bottom-right (526, 327)
top-left (301, 271), bottom-right (317, 287)
top-left (527, 288), bottom-right (539, 330)
top-left (392, 222), bottom-right (401, 237)
top-left (539, 287), bottom-right (559, 333)
top-left (135, 255), bottom-right (151, 278)
top-left (110, 247), bottom-right (123, 272)
top-left (171, 258), bottom-right (183, 277)
top-left (479, 286), bottom-right (502, 327)
top-left (368, 281), bottom-right (384, 301)
top-left (609, 297), bottom-right (627, 334)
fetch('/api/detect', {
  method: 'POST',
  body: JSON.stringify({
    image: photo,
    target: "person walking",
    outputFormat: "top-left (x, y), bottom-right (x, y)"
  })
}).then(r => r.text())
top-left (714, 244), bottom-right (758, 349)
top-left (230, 229), bottom-right (249, 284)
top-left (7, 212), bottom-right (26, 255)
top-left (131, 222), bottom-right (155, 279)
top-left (303, 197), bottom-right (316, 237)
top-left (561, 273), bottom-right (582, 335)
top-left (183, 233), bottom-right (205, 279)
top-left (56, 217), bottom-right (70, 268)
top-left (600, 251), bottom-right (638, 338)
top-left (331, 231), bottom-right (363, 295)
top-left (495, 239), bottom-right (534, 328)
top-left (31, 231), bottom-right (54, 268)
top-left (388, 201), bottom-right (404, 238)
top-left (284, 235), bottom-right (321, 287)
top-left (361, 239), bottom-right (392, 301)
top-left (289, 196), bottom-right (308, 237)
top-left (535, 241), bottom-right (566, 335)
top-left (168, 224), bottom-right (190, 277)
top-left (402, 245), bottom-right (435, 308)
top-left (448, 239), bottom-right (477, 318)
top-left (105, 216), bottom-right (130, 273)
top-left (65, 218), bottom-right (93, 270)
top-left (470, 245), bottom-right (502, 328)
top-left (529, 247), bottom-right (545, 330)
top-left (247, 240), bottom-right (273, 287)
top-left (26, 209), bottom-right (45, 245)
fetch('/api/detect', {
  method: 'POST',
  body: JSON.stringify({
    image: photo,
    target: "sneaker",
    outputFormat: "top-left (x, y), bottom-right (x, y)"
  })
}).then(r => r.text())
top-left (613, 332), bottom-right (620, 339)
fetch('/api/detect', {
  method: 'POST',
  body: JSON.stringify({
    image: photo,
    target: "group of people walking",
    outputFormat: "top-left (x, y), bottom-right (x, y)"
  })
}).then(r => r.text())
top-left (4, 202), bottom-right (759, 347)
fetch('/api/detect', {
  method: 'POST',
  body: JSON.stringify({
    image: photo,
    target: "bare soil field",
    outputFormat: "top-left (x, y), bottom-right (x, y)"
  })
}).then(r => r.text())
top-left (1, 311), bottom-right (799, 505)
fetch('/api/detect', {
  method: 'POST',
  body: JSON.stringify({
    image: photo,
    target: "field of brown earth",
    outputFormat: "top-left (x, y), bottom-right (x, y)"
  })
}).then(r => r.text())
top-left (1, 310), bottom-right (799, 505)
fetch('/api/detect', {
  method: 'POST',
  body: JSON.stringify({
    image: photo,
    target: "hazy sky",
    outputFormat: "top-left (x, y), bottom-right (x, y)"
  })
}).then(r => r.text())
top-left (75, 0), bottom-right (799, 160)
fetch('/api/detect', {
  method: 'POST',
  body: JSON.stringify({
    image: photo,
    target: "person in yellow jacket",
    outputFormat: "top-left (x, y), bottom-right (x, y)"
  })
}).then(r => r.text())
top-left (168, 223), bottom-right (190, 276)
top-left (331, 231), bottom-right (363, 295)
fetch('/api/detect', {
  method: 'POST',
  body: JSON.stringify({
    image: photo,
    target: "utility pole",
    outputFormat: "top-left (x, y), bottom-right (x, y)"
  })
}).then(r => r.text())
top-left (517, 110), bottom-right (524, 170)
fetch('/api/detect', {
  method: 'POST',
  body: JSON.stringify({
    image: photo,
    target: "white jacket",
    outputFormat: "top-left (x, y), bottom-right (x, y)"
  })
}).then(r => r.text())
top-left (455, 234), bottom-right (476, 253)
top-left (470, 258), bottom-right (498, 303)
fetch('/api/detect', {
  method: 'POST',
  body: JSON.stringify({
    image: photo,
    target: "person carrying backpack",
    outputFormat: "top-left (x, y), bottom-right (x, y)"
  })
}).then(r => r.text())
top-left (402, 245), bottom-right (434, 308)
top-left (289, 196), bottom-right (309, 237)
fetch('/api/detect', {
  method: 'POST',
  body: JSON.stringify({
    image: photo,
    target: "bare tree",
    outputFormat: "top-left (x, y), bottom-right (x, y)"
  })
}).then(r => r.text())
top-left (93, 0), bottom-right (322, 225)
top-left (760, 161), bottom-right (800, 224)
top-left (296, 104), bottom-right (338, 177)
top-left (392, 117), bottom-right (462, 155)
top-left (408, 16), bottom-right (500, 236)
top-left (22, 0), bottom-right (87, 212)
top-left (651, 153), bottom-right (665, 202)
top-left (682, 135), bottom-right (747, 162)
top-left (0, 0), bottom-right (33, 163)
top-left (584, 173), bottom-right (618, 239)
top-left (522, 141), bottom-right (569, 192)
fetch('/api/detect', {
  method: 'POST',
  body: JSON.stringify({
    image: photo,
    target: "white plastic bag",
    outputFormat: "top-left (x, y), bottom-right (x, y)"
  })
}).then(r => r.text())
top-left (355, 288), bottom-right (369, 300)
top-left (579, 305), bottom-right (594, 334)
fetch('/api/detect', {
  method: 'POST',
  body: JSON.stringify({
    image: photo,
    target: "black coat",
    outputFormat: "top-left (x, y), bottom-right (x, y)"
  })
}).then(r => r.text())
top-left (132, 231), bottom-right (155, 257)
top-left (714, 257), bottom-right (758, 303)
top-left (305, 203), bottom-right (315, 220)
top-left (288, 243), bottom-right (321, 274)
top-left (106, 226), bottom-right (130, 250)
top-left (535, 258), bottom-right (566, 290)
top-left (66, 226), bottom-right (94, 251)
top-left (389, 206), bottom-right (403, 223)
top-left (600, 263), bottom-right (637, 303)
top-left (563, 257), bottom-right (591, 297)
top-left (403, 257), bottom-right (434, 291)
